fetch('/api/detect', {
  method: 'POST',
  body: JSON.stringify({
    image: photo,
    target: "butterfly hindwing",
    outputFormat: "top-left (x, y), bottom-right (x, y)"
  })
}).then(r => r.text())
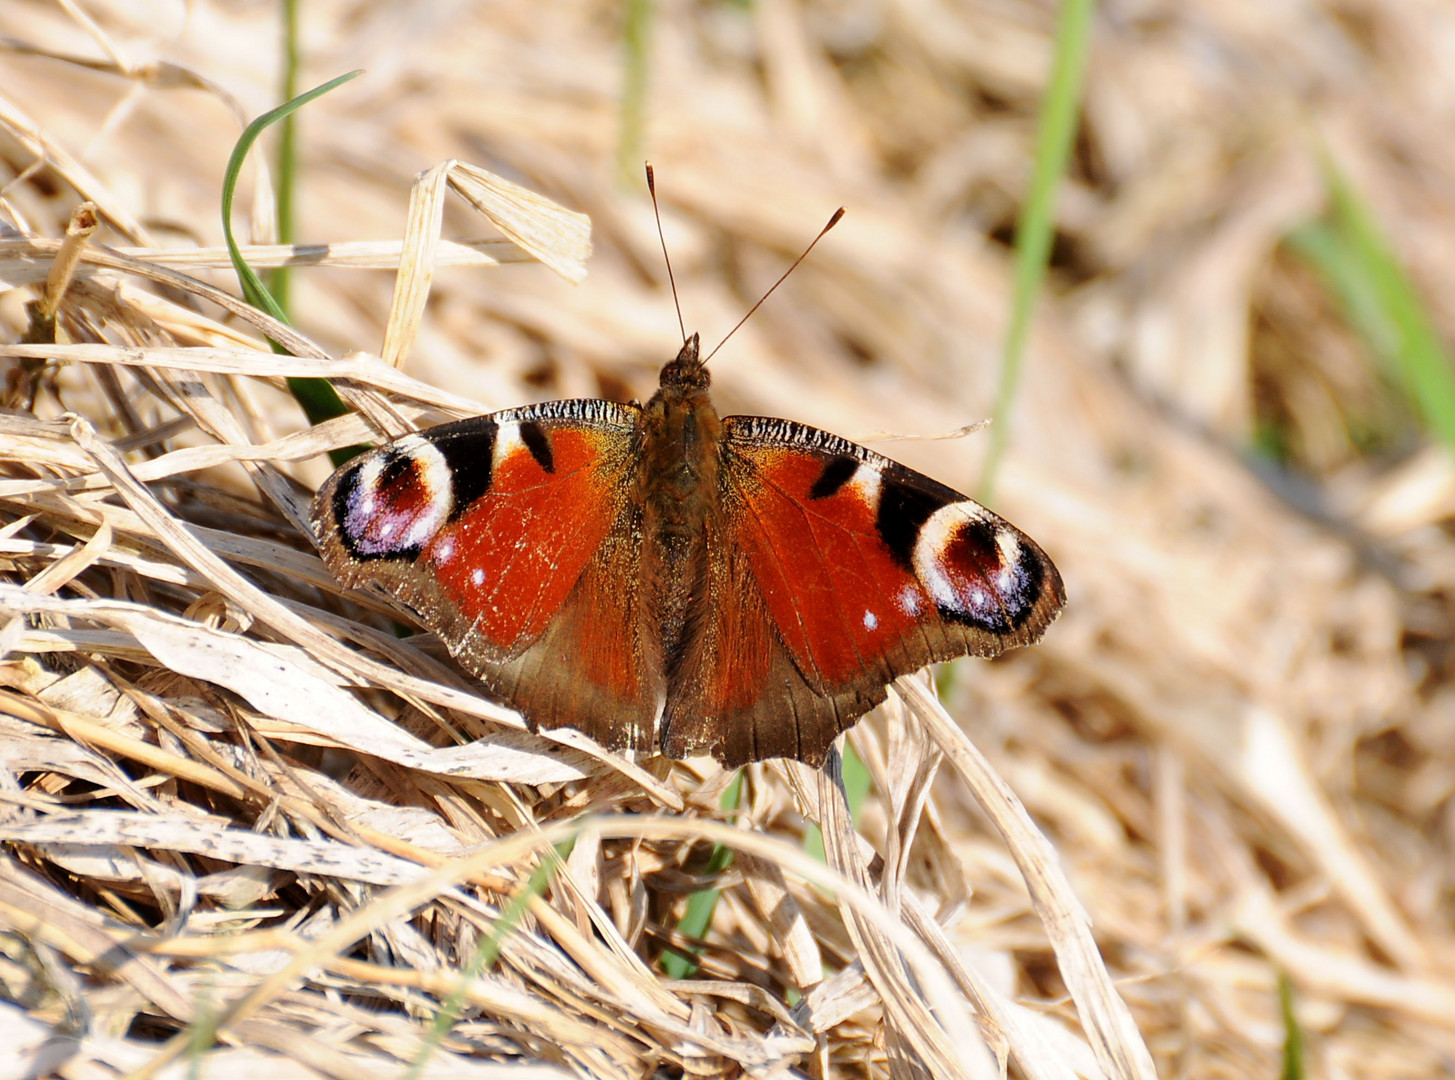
top-left (659, 530), bottom-right (888, 767)
top-left (310, 402), bottom-right (661, 754)
top-left (657, 416), bottom-right (1064, 766)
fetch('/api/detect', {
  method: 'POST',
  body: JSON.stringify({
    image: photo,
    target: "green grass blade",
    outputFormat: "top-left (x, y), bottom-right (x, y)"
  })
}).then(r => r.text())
top-left (618, 0), bottom-right (652, 187)
top-left (802, 742), bottom-right (871, 864)
top-left (1278, 972), bottom-right (1306, 1080)
top-left (221, 68), bottom-right (359, 328)
top-left (185, 979), bottom-right (216, 1078)
top-left (659, 771), bottom-right (743, 978)
top-left (979, 0), bottom-right (1097, 501)
top-left (221, 69), bottom-right (360, 443)
top-left (407, 837), bottom-right (573, 1079)
top-left (1287, 155), bottom-right (1455, 453)
top-left (268, 0), bottom-right (302, 315)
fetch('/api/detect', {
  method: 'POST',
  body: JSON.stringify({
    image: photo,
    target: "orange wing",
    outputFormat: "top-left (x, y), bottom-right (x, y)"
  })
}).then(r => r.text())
top-left (661, 417), bottom-right (1064, 767)
top-left (311, 402), bottom-right (661, 755)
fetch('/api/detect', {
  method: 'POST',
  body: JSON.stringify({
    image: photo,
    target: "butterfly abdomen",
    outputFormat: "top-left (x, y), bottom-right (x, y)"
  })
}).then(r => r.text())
top-left (636, 342), bottom-right (724, 675)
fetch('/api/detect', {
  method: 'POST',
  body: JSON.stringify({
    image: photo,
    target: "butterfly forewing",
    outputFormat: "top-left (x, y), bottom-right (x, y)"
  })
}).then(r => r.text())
top-left (310, 402), bottom-right (662, 754)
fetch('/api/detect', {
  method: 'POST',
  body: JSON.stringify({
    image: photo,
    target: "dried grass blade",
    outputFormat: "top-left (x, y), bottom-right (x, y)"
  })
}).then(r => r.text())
top-left (737, 852), bottom-right (822, 988)
top-left (899, 892), bottom-right (1094, 1080)
top-left (106, 238), bottom-right (524, 271)
top-left (0, 90), bottom-right (151, 243)
top-left (448, 163), bottom-right (592, 283)
top-left (381, 160), bottom-right (591, 373)
top-left (0, 688), bottom-right (249, 800)
top-left (0, 586), bottom-right (590, 785)
top-left (813, 757), bottom-right (991, 1080)
top-left (0, 343), bottom-right (488, 415)
top-left (383, 160), bottom-right (453, 370)
top-left (898, 678), bottom-right (1158, 1080)
top-left (1, 810), bottom-right (434, 887)
top-left (0, 857), bottom-right (195, 1023)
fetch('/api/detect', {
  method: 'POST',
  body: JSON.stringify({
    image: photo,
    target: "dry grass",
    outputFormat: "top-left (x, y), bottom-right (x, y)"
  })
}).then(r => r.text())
top-left (0, 1), bottom-right (1452, 1078)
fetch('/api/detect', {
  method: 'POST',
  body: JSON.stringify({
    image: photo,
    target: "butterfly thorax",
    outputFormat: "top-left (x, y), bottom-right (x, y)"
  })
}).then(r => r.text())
top-left (636, 333), bottom-right (722, 673)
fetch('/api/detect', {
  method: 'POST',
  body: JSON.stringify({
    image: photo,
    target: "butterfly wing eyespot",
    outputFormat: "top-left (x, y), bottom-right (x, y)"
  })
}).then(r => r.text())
top-left (329, 434), bottom-right (455, 560)
top-left (910, 502), bottom-right (1053, 636)
top-left (656, 415), bottom-right (1065, 767)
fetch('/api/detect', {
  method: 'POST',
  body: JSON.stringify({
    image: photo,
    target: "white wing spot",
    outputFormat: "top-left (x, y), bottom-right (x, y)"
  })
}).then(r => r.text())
top-left (471, 568), bottom-right (486, 587)
top-left (994, 531), bottom-right (1025, 597)
top-left (847, 467), bottom-right (881, 505)
top-left (898, 586), bottom-right (922, 616)
top-left (435, 536), bottom-right (456, 563)
top-left (863, 609), bottom-right (878, 631)
top-left (996, 563), bottom-right (1022, 594)
top-left (493, 421), bottom-right (525, 471)
top-left (995, 531), bottom-right (1023, 564)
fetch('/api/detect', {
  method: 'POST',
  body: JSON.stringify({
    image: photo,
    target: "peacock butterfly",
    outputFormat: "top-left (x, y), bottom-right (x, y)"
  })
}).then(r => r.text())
top-left (310, 186), bottom-right (1065, 768)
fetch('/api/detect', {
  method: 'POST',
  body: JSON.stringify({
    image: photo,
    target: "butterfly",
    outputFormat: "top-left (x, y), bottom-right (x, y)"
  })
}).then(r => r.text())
top-left (310, 188), bottom-right (1064, 768)
top-left (310, 331), bottom-right (1064, 768)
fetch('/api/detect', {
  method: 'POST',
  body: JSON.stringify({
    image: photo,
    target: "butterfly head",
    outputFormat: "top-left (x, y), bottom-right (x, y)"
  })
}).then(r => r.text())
top-left (657, 332), bottom-right (710, 396)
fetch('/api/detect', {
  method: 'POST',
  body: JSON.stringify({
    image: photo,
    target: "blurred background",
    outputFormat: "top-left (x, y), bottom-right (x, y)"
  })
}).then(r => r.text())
top-left (1, 0), bottom-right (1452, 1076)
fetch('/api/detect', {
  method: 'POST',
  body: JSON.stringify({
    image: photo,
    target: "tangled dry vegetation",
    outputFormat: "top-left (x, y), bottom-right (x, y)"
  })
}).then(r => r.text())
top-left (0, 1), bottom-right (1452, 1078)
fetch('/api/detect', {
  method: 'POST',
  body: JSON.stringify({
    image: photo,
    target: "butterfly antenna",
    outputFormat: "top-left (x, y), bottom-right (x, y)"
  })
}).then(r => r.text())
top-left (645, 163), bottom-right (688, 344)
top-left (703, 206), bottom-right (845, 364)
